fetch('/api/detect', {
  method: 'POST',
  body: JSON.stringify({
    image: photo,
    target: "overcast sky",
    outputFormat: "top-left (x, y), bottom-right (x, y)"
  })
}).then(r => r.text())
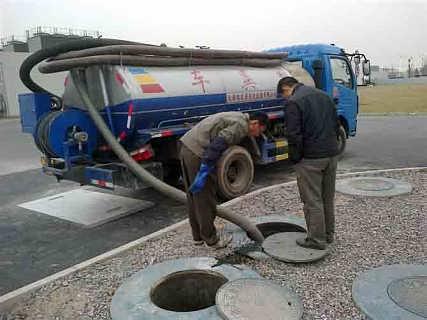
top-left (1, 0), bottom-right (426, 68)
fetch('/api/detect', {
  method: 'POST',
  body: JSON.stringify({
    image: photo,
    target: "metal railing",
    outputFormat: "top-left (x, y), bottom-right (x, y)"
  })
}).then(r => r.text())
top-left (0, 35), bottom-right (27, 47)
top-left (1, 26), bottom-right (101, 47)
top-left (28, 26), bottom-right (101, 38)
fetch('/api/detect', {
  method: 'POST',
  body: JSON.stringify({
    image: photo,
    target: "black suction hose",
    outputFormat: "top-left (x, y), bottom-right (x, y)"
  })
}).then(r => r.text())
top-left (19, 38), bottom-right (141, 97)
top-left (20, 40), bottom-right (287, 96)
top-left (70, 70), bottom-right (264, 243)
top-left (40, 56), bottom-right (283, 73)
top-left (52, 44), bottom-right (288, 60)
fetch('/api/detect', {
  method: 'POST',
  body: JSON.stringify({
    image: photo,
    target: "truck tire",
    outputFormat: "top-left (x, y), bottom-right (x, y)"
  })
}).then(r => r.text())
top-left (337, 125), bottom-right (347, 158)
top-left (217, 146), bottom-right (254, 200)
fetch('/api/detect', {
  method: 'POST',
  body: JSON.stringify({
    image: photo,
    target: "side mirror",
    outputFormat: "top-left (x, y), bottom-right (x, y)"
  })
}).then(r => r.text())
top-left (362, 60), bottom-right (371, 76)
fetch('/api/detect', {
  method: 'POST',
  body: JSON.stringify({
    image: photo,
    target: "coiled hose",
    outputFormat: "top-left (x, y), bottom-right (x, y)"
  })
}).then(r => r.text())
top-left (70, 70), bottom-right (264, 243)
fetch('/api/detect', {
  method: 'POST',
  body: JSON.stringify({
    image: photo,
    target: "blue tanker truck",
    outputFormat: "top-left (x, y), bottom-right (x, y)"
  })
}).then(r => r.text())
top-left (18, 41), bottom-right (370, 200)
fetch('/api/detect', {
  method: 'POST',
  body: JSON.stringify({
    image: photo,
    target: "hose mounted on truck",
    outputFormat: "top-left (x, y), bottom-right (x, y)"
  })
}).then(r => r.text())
top-left (19, 40), bottom-right (290, 243)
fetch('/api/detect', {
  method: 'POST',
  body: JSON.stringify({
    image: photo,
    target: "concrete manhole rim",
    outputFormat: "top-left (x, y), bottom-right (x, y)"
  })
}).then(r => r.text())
top-left (224, 214), bottom-right (307, 260)
top-left (216, 278), bottom-right (304, 320)
top-left (262, 232), bottom-right (329, 263)
top-left (110, 257), bottom-right (262, 320)
top-left (352, 264), bottom-right (427, 320)
top-left (336, 177), bottom-right (412, 197)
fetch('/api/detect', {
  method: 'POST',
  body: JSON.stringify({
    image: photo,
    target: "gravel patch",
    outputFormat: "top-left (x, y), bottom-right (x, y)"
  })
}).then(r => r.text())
top-left (2, 169), bottom-right (426, 320)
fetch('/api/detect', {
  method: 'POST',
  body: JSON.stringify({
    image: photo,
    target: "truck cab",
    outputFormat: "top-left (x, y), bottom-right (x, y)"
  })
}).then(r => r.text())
top-left (268, 44), bottom-right (370, 141)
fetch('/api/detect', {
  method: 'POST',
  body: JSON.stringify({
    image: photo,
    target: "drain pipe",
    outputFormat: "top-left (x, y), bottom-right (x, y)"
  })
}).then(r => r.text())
top-left (70, 70), bottom-right (264, 243)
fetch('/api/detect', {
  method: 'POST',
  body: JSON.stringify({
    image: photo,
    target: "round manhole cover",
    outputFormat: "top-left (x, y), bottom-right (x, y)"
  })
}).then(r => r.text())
top-left (223, 215), bottom-right (307, 261)
top-left (216, 278), bottom-right (303, 320)
top-left (352, 264), bottom-right (427, 320)
top-left (388, 276), bottom-right (427, 317)
top-left (262, 232), bottom-right (329, 263)
top-left (349, 178), bottom-right (395, 191)
top-left (336, 177), bottom-right (412, 197)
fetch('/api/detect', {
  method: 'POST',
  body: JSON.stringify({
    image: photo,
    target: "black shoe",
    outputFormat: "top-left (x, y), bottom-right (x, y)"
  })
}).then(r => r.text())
top-left (326, 233), bottom-right (334, 244)
top-left (296, 237), bottom-right (327, 250)
top-left (193, 239), bottom-right (204, 246)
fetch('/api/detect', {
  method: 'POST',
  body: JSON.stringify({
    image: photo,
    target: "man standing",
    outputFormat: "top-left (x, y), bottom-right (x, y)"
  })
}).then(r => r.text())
top-left (278, 77), bottom-right (340, 250)
top-left (180, 111), bottom-right (268, 249)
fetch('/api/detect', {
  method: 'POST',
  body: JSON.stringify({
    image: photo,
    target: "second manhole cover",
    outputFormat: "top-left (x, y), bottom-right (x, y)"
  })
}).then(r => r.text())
top-left (216, 278), bottom-right (303, 320)
top-left (262, 232), bottom-right (329, 263)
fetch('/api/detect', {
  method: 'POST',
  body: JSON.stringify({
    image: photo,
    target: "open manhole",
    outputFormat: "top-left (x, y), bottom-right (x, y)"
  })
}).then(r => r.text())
top-left (224, 215), bottom-right (307, 260)
top-left (336, 177), bottom-right (412, 197)
top-left (110, 257), bottom-right (262, 320)
top-left (352, 264), bottom-right (427, 320)
top-left (254, 221), bottom-right (306, 238)
top-left (151, 270), bottom-right (228, 312)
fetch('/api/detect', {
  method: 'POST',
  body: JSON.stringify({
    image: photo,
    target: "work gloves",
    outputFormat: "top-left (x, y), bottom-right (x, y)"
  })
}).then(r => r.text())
top-left (189, 137), bottom-right (228, 193)
top-left (202, 137), bottom-right (228, 167)
top-left (189, 163), bottom-right (214, 193)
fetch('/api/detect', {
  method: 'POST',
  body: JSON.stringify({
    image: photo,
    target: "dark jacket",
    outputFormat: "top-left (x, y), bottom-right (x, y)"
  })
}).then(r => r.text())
top-left (285, 84), bottom-right (339, 163)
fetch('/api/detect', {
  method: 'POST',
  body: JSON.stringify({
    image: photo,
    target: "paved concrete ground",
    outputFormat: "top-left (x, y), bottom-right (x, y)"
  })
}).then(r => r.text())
top-left (0, 116), bottom-right (426, 296)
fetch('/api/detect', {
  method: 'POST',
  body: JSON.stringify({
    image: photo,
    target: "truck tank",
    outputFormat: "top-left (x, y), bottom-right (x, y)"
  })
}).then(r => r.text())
top-left (33, 62), bottom-right (313, 159)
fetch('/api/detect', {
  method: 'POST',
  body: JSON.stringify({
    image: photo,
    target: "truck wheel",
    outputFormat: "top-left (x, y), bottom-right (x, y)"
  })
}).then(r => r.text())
top-left (217, 146), bottom-right (254, 200)
top-left (337, 125), bottom-right (347, 158)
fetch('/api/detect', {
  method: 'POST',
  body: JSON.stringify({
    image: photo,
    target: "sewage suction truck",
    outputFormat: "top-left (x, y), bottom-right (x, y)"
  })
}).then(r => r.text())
top-left (18, 40), bottom-right (370, 201)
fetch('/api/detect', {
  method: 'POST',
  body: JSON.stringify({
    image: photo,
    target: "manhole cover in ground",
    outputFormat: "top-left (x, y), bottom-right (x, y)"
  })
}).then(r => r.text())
top-left (349, 178), bottom-right (395, 191)
top-left (388, 276), bottom-right (427, 317)
top-left (262, 232), bottom-right (328, 263)
top-left (224, 215), bottom-right (306, 260)
top-left (352, 264), bottom-right (427, 320)
top-left (216, 278), bottom-right (303, 320)
top-left (336, 177), bottom-right (412, 197)
top-left (110, 257), bottom-right (262, 320)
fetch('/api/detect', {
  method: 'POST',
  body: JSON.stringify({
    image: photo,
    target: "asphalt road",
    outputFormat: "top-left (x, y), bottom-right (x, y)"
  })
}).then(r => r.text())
top-left (0, 116), bottom-right (426, 295)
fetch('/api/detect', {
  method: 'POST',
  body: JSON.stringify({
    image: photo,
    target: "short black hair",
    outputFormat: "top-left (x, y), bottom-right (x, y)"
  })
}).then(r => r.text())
top-left (249, 112), bottom-right (268, 127)
top-left (277, 77), bottom-right (299, 93)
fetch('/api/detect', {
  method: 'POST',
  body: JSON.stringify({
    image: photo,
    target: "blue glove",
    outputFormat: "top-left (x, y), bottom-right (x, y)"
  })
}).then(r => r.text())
top-left (189, 163), bottom-right (214, 193)
top-left (202, 137), bottom-right (228, 167)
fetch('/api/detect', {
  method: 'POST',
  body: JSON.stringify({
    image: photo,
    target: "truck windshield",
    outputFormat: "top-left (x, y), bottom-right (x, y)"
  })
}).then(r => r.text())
top-left (330, 57), bottom-right (354, 89)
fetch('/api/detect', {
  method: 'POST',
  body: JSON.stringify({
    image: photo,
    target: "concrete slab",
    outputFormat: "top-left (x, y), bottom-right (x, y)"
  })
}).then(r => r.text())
top-left (18, 189), bottom-right (153, 227)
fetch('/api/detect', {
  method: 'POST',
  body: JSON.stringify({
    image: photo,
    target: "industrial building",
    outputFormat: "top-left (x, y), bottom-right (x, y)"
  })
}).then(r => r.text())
top-left (0, 27), bottom-right (101, 118)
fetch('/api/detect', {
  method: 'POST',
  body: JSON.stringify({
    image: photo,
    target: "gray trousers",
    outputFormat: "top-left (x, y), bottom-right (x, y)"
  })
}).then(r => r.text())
top-left (179, 144), bottom-right (218, 245)
top-left (294, 157), bottom-right (337, 244)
